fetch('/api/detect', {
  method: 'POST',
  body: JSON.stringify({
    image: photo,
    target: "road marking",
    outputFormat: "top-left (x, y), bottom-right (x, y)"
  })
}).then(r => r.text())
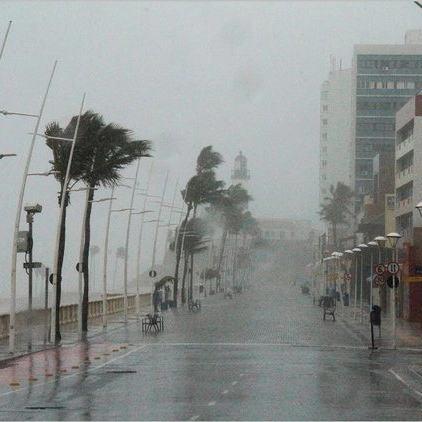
top-left (189, 415), bottom-right (199, 421)
top-left (389, 368), bottom-right (422, 398)
top-left (222, 389), bottom-right (229, 395)
top-left (153, 342), bottom-right (368, 350)
top-left (207, 401), bottom-right (216, 406)
top-left (0, 344), bottom-right (149, 398)
top-left (232, 381), bottom-right (238, 386)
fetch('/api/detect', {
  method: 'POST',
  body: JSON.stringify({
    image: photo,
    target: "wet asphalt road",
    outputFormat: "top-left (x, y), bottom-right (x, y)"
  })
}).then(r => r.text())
top-left (0, 278), bottom-right (422, 420)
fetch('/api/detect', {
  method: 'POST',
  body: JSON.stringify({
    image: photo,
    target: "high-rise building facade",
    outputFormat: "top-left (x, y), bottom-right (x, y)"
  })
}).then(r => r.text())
top-left (351, 32), bottom-right (422, 211)
top-left (319, 66), bottom-right (352, 206)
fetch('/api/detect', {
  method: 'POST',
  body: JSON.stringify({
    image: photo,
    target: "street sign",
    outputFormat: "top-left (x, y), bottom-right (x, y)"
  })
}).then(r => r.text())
top-left (344, 272), bottom-right (352, 280)
top-left (374, 264), bottom-right (385, 275)
top-left (149, 270), bottom-right (157, 278)
top-left (386, 275), bottom-right (399, 289)
top-left (387, 261), bottom-right (400, 275)
top-left (373, 275), bottom-right (384, 287)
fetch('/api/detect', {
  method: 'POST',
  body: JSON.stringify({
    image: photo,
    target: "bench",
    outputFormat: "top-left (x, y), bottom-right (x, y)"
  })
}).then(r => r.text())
top-left (322, 296), bottom-right (336, 321)
top-left (141, 313), bottom-right (164, 333)
top-left (188, 299), bottom-right (201, 311)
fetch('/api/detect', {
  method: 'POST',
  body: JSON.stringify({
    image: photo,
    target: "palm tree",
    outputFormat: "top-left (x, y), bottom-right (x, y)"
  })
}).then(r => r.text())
top-left (319, 182), bottom-right (354, 250)
top-left (173, 146), bottom-right (224, 304)
top-left (45, 119), bottom-right (88, 340)
top-left (212, 184), bottom-right (252, 274)
top-left (46, 111), bottom-right (151, 336)
top-left (176, 217), bottom-right (210, 303)
top-left (73, 111), bottom-right (151, 333)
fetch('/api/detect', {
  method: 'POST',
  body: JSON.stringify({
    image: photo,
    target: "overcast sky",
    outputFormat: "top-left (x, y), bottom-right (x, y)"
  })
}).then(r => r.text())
top-left (1, 1), bottom-right (421, 302)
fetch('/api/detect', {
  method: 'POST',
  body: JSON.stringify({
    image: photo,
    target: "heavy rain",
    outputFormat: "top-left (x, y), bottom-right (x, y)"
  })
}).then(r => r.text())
top-left (1, 1), bottom-right (422, 421)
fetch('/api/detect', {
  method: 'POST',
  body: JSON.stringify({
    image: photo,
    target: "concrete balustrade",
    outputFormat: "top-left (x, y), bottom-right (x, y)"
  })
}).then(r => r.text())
top-left (0, 293), bottom-right (151, 339)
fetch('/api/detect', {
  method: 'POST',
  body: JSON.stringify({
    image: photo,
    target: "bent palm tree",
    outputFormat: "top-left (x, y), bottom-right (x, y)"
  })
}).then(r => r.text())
top-left (45, 119), bottom-right (87, 340)
top-left (173, 146), bottom-right (224, 304)
top-left (75, 111), bottom-right (152, 333)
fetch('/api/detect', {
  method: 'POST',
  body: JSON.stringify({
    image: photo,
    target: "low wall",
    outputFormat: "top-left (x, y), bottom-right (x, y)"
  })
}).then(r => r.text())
top-left (0, 293), bottom-right (151, 340)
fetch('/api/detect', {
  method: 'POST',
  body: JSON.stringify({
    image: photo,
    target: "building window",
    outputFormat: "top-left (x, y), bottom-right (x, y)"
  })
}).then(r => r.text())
top-left (322, 119), bottom-right (328, 126)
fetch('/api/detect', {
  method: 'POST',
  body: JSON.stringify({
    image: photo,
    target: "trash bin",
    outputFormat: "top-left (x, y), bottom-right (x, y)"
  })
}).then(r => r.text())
top-left (343, 293), bottom-right (349, 306)
top-left (370, 305), bottom-right (381, 326)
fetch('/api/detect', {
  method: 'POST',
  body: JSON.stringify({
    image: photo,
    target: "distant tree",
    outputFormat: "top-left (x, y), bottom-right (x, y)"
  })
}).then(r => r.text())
top-left (174, 146), bottom-right (224, 304)
top-left (319, 182), bottom-right (354, 249)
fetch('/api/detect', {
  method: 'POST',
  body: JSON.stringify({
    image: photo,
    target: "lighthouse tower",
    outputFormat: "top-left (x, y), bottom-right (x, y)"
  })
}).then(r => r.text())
top-left (231, 151), bottom-right (250, 207)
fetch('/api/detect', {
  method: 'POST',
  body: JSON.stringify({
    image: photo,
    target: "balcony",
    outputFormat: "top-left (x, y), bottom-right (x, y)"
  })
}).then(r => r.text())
top-left (396, 135), bottom-right (414, 160)
top-left (396, 197), bottom-right (413, 216)
top-left (396, 165), bottom-right (414, 188)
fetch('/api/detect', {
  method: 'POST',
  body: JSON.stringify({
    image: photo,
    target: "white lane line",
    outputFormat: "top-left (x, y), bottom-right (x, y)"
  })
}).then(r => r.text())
top-left (189, 415), bottom-right (199, 421)
top-left (239, 373), bottom-right (245, 377)
top-left (222, 389), bottom-right (229, 395)
top-left (208, 401), bottom-right (216, 406)
top-left (232, 381), bottom-right (238, 386)
top-left (389, 368), bottom-right (422, 398)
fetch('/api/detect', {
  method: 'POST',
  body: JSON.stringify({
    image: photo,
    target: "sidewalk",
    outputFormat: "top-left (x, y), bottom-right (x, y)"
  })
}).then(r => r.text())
top-left (334, 300), bottom-right (422, 350)
top-left (0, 299), bottom-right (155, 363)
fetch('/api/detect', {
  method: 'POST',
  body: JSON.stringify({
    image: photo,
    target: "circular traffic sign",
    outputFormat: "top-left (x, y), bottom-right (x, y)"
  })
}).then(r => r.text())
top-left (373, 275), bottom-right (384, 287)
top-left (387, 261), bottom-right (400, 275)
top-left (386, 275), bottom-right (399, 289)
top-left (374, 264), bottom-right (385, 275)
top-left (149, 270), bottom-right (157, 278)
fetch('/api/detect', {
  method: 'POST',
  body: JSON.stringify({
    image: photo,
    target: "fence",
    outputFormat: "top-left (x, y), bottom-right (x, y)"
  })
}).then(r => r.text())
top-left (0, 293), bottom-right (151, 339)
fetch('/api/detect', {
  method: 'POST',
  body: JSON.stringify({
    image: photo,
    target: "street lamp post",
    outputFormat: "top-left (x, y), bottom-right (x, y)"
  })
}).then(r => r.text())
top-left (123, 159), bottom-right (141, 323)
top-left (51, 93), bottom-right (86, 345)
top-left (386, 232), bottom-right (401, 349)
top-left (374, 235), bottom-right (387, 307)
top-left (343, 250), bottom-right (353, 306)
top-left (23, 203), bottom-right (42, 351)
top-left (358, 244), bottom-right (368, 324)
top-left (352, 248), bottom-right (361, 320)
top-left (0, 20), bottom-right (11, 68)
top-left (367, 241), bottom-right (378, 312)
top-left (150, 170), bottom-right (169, 309)
top-left (6, 61), bottom-right (57, 353)
top-left (135, 160), bottom-right (154, 315)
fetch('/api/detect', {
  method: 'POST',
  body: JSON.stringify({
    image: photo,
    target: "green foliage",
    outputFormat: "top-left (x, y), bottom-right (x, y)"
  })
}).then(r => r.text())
top-left (319, 182), bottom-right (354, 248)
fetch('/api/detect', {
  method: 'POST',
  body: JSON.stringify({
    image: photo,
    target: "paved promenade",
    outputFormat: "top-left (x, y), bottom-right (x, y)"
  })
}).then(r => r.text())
top-left (0, 280), bottom-right (421, 363)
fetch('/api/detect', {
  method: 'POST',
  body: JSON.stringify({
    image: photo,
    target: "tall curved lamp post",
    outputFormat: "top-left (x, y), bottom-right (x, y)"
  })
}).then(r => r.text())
top-left (386, 232), bottom-right (401, 349)
top-left (123, 159), bottom-right (141, 323)
top-left (51, 94), bottom-right (86, 345)
top-left (352, 248), bottom-right (361, 320)
top-left (5, 61), bottom-right (57, 352)
top-left (0, 20), bottom-right (11, 68)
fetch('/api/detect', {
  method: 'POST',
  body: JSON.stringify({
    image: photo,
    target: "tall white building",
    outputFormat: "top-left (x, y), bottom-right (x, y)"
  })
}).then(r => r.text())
top-left (319, 65), bottom-right (352, 206)
top-left (395, 94), bottom-right (422, 241)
